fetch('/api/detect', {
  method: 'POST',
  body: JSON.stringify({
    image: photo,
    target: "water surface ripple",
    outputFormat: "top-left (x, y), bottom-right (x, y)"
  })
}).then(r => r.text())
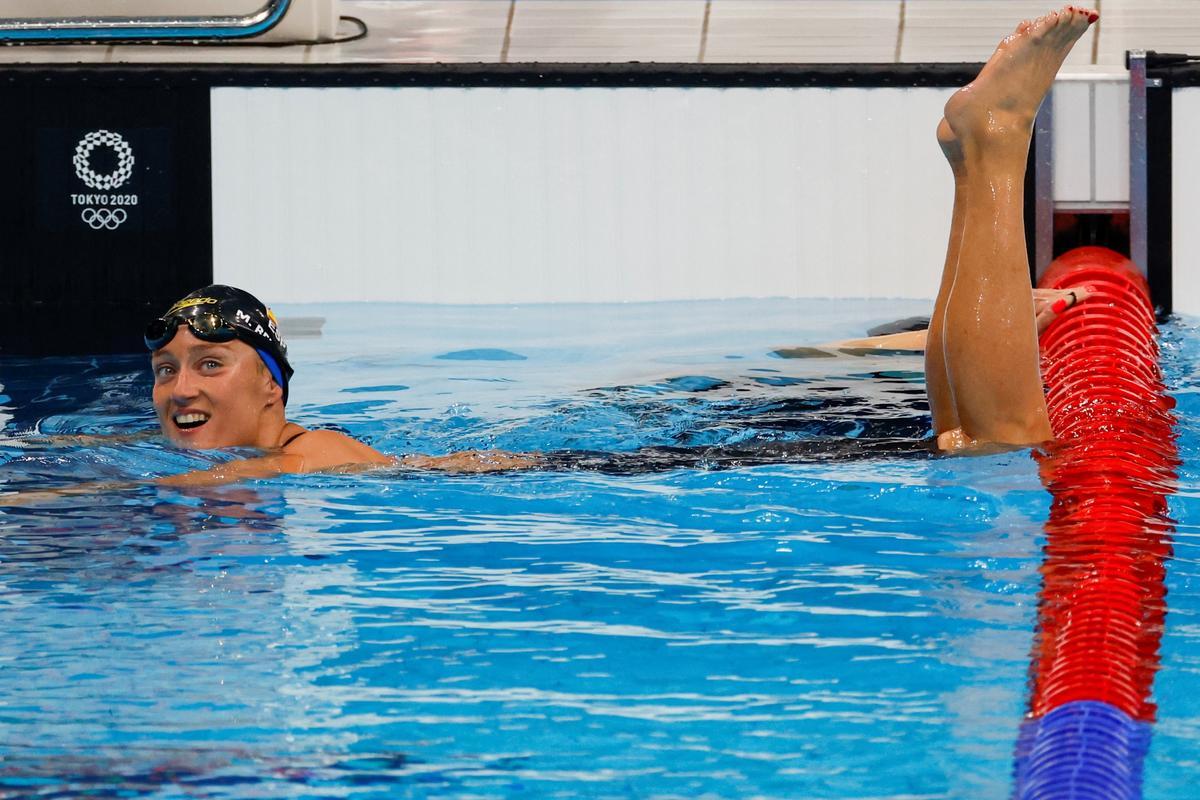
top-left (0, 300), bottom-right (1195, 799)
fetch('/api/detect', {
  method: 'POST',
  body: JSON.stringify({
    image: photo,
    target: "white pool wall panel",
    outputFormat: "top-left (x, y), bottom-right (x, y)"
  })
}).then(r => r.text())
top-left (1052, 83), bottom-right (1093, 203)
top-left (1091, 82), bottom-right (1130, 204)
top-left (1174, 88), bottom-right (1200, 316)
top-left (1051, 78), bottom-right (1129, 207)
top-left (212, 86), bottom-right (956, 304)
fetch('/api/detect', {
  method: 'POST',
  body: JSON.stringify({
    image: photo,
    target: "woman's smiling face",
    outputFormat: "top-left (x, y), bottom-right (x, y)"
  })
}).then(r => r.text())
top-left (150, 326), bottom-right (281, 449)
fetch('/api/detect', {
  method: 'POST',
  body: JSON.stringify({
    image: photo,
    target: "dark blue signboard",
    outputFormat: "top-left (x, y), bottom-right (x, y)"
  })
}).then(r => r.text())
top-left (0, 81), bottom-right (212, 355)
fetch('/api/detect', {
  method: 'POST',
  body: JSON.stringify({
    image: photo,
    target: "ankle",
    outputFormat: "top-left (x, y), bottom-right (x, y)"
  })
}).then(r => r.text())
top-left (958, 127), bottom-right (1034, 168)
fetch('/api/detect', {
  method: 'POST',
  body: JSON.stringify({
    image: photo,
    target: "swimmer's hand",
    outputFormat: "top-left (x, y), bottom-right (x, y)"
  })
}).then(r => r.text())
top-left (0, 489), bottom-right (57, 506)
top-left (400, 449), bottom-right (541, 473)
top-left (1034, 286), bottom-right (1094, 333)
top-left (0, 481), bottom-right (132, 506)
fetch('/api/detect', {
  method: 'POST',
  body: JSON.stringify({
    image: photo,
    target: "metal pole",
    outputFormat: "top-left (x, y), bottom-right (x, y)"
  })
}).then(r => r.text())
top-left (1129, 50), bottom-right (1150, 274)
top-left (1034, 91), bottom-right (1055, 280)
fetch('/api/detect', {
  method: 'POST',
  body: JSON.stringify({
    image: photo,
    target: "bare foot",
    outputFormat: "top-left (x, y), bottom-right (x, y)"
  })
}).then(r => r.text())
top-left (942, 6), bottom-right (1096, 160)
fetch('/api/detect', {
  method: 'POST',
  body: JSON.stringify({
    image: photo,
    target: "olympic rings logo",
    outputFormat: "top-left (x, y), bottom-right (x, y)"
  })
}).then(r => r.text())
top-left (81, 207), bottom-right (128, 230)
top-left (73, 130), bottom-right (135, 191)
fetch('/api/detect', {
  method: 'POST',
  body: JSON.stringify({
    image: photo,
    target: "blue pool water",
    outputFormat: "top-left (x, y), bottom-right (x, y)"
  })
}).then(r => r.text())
top-left (1, 298), bottom-right (1198, 799)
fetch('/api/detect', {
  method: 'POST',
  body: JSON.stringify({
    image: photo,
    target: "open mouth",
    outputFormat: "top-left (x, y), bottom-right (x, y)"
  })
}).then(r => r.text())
top-left (173, 412), bottom-right (210, 431)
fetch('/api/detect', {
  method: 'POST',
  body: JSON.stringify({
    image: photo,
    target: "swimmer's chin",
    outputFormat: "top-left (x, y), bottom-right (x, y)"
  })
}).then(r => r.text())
top-left (159, 421), bottom-right (233, 450)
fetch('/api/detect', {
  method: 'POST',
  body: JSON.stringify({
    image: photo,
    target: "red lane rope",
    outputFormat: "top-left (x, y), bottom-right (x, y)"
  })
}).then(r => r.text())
top-left (1029, 246), bottom-right (1178, 723)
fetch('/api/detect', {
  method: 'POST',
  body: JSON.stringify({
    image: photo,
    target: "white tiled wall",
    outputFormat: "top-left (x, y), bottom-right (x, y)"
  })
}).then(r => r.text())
top-left (351, 0), bottom-right (512, 63)
top-left (703, 1), bottom-right (900, 64)
top-left (507, 0), bottom-right (706, 62)
top-left (1095, 0), bottom-right (1200, 67)
top-left (901, 0), bottom-right (1095, 66)
top-left (4, 0), bottom-right (1199, 67)
top-left (212, 85), bottom-right (956, 303)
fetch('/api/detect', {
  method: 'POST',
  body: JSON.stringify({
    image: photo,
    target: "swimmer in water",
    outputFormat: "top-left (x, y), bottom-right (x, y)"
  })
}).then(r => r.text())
top-left (784, 5), bottom-right (1098, 454)
top-left (5, 6), bottom-right (1098, 496)
top-left (0, 286), bottom-right (533, 503)
top-left (144, 285), bottom-right (534, 485)
top-left (926, 4), bottom-right (1096, 452)
top-left (160, 0), bottom-right (1093, 482)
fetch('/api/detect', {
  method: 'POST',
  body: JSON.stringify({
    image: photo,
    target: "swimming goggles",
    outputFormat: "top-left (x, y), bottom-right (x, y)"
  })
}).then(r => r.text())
top-left (144, 309), bottom-right (241, 351)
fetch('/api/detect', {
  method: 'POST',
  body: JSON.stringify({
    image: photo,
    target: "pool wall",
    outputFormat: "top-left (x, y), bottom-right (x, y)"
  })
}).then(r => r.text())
top-left (209, 77), bottom-right (1139, 305)
top-left (211, 85), bottom-right (958, 304)
top-left (0, 60), bottom-right (1188, 356)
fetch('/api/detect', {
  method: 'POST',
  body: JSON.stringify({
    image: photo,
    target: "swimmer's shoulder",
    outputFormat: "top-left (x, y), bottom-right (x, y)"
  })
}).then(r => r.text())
top-left (278, 425), bottom-right (393, 471)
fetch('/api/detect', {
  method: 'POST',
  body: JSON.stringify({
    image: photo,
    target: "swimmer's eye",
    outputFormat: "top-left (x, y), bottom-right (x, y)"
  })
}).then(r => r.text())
top-left (153, 363), bottom-right (175, 380)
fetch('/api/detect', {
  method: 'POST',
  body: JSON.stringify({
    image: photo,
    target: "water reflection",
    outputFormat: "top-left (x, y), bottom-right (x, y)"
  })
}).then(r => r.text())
top-left (0, 484), bottom-right (369, 790)
top-left (6, 298), bottom-right (1199, 798)
top-left (1015, 275), bottom-right (1179, 797)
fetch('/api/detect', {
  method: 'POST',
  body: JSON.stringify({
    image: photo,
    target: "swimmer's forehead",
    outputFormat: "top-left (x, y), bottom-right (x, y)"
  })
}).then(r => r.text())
top-left (150, 331), bottom-right (252, 360)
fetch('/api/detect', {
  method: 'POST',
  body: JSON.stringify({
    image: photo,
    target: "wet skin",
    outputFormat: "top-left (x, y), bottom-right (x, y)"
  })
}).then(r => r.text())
top-left (928, 5), bottom-right (1097, 452)
top-left (148, 326), bottom-right (523, 479)
top-left (151, 328), bottom-right (287, 450)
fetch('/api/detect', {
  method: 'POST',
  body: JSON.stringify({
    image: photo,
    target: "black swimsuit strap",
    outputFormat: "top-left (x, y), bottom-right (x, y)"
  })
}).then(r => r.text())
top-left (279, 429), bottom-right (308, 449)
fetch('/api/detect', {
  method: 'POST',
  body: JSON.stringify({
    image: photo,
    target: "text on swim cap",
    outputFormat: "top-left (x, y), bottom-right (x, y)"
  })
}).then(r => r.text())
top-left (167, 297), bottom-right (218, 314)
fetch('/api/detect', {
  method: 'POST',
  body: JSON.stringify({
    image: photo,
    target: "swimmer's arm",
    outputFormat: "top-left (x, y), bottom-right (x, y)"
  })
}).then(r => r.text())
top-left (0, 480), bottom-right (135, 506)
top-left (2, 431), bottom-right (157, 449)
top-left (0, 457), bottom-right (305, 504)
top-left (0, 437), bottom-right (538, 505)
top-left (399, 450), bottom-right (541, 473)
top-left (156, 454), bottom-right (308, 487)
top-left (155, 429), bottom-right (382, 486)
top-left (779, 287), bottom-right (1097, 356)
top-left (162, 431), bottom-right (541, 478)
top-left (820, 329), bottom-right (929, 353)
top-left (283, 428), bottom-right (540, 474)
top-left (156, 448), bottom-right (542, 479)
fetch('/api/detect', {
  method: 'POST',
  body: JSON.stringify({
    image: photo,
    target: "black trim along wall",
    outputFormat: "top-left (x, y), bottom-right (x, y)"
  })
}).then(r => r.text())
top-left (0, 61), bottom-right (984, 90)
top-left (0, 60), bottom-right (981, 356)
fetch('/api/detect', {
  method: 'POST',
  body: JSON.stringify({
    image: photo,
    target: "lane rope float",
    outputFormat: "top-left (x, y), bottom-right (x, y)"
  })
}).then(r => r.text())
top-left (1014, 245), bottom-right (1178, 799)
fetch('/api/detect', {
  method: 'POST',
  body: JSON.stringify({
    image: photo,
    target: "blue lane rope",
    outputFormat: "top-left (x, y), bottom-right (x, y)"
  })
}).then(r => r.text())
top-left (1013, 701), bottom-right (1152, 800)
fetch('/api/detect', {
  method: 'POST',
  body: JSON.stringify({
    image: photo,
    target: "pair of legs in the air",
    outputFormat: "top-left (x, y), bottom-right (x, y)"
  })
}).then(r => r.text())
top-left (803, 7), bottom-right (1095, 451)
top-left (925, 5), bottom-right (1096, 452)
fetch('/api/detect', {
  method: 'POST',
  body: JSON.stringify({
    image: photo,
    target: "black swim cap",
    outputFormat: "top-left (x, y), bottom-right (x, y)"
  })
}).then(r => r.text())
top-left (145, 285), bottom-right (294, 404)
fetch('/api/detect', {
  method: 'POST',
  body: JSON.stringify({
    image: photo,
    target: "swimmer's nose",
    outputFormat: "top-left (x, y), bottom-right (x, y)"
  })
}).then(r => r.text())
top-left (170, 366), bottom-right (201, 401)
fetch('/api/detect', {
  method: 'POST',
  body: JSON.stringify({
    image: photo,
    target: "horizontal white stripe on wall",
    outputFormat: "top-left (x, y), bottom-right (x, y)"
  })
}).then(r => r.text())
top-left (211, 86), bottom-right (956, 303)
